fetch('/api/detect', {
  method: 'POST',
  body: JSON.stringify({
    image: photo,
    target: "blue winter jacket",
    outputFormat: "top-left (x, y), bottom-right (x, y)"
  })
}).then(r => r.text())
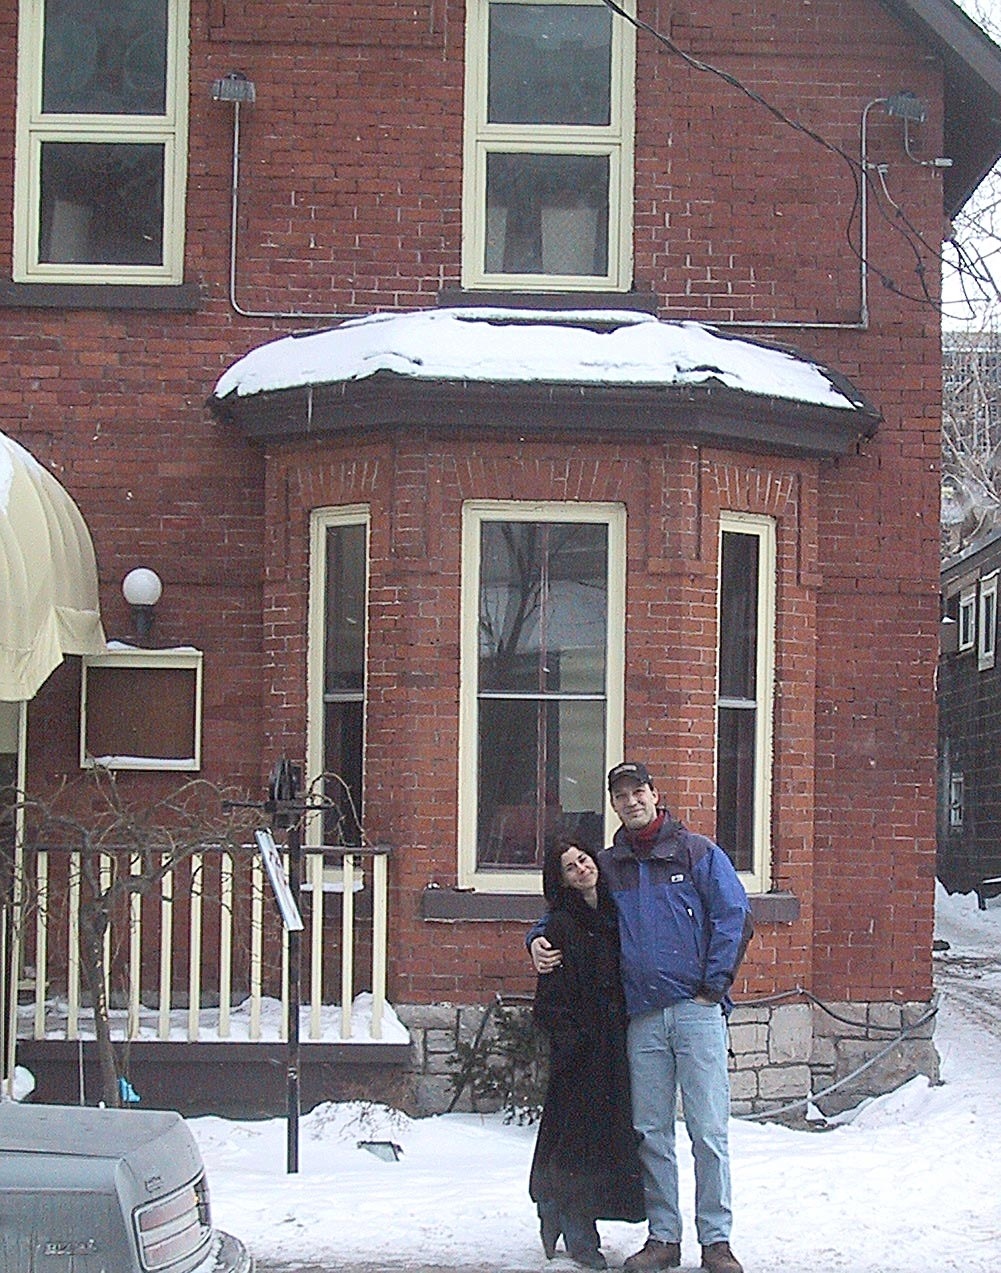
top-left (529, 813), bottom-right (753, 1018)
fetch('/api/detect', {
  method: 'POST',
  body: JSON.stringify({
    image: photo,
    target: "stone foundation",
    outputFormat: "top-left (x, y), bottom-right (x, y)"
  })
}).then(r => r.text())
top-left (396, 995), bottom-right (941, 1122)
top-left (728, 996), bottom-right (940, 1119)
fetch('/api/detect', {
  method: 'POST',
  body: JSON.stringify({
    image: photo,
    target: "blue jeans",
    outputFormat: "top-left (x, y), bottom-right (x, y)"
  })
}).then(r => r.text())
top-left (627, 1000), bottom-right (732, 1247)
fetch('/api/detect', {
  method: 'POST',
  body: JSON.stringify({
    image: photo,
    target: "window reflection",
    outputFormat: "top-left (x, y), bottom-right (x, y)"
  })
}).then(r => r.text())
top-left (39, 142), bottom-right (164, 265)
top-left (477, 521), bottom-right (608, 870)
top-left (42, 0), bottom-right (168, 116)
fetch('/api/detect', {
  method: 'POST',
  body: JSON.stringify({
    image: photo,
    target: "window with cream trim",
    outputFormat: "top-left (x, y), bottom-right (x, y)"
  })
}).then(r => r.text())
top-left (458, 501), bottom-right (626, 892)
top-left (715, 514), bottom-right (776, 895)
top-left (978, 571), bottom-right (998, 671)
top-left (13, 0), bottom-right (189, 285)
top-left (308, 508), bottom-right (369, 849)
top-left (461, 0), bottom-right (635, 291)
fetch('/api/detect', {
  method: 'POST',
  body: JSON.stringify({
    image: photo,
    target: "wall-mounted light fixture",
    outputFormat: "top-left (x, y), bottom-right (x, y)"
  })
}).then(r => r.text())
top-left (884, 90), bottom-right (953, 168)
top-left (122, 567), bottom-right (163, 641)
top-left (211, 70), bottom-right (256, 103)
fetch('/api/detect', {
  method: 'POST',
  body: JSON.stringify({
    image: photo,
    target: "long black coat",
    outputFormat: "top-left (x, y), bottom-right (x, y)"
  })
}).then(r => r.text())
top-left (528, 887), bottom-right (645, 1222)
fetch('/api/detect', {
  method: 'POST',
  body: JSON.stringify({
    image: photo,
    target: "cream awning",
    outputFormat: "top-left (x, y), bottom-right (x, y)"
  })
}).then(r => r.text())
top-left (0, 431), bottom-right (105, 701)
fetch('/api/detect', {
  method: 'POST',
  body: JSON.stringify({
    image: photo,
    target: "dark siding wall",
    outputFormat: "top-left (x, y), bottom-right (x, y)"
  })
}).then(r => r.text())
top-left (939, 543), bottom-right (1001, 893)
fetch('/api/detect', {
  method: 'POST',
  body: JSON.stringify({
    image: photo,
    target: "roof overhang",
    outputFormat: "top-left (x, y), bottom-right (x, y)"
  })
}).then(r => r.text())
top-left (882, 0), bottom-right (1001, 215)
top-left (0, 432), bottom-right (106, 701)
top-left (209, 310), bottom-right (881, 461)
top-left (212, 372), bottom-right (878, 459)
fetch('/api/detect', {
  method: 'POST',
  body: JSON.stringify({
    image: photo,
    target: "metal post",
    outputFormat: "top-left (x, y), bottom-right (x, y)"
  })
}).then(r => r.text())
top-left (285, 816), bottom-right (302, 1174)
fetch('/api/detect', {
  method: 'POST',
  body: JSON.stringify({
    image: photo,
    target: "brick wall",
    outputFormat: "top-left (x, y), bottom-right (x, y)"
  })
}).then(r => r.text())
top-left (0, 0), bottom-right (944, 1040)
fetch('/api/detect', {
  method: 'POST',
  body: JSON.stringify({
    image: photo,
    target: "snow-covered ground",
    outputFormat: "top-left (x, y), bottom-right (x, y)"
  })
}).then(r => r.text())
top-left (196, 885), bottom-right (1001, 1272)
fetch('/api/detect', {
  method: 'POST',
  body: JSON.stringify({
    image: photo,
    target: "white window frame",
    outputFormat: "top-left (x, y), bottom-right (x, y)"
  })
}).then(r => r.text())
top-left (461, 0), bottom-right (635, 292)
top-left (978, 572), bottom-right (998, 671)
top-left (948, 771), bottom-right (965, 830)
top-left (457, 500), bottom-right (626, 893)
top-left (958, 586), bottom-right (976, 652)
top-left (715, 513), bottom-right (776, 896)
top-left (13, 0), bottom-right (190, 285)
top-left (306, 506), bottom-right (370, 861)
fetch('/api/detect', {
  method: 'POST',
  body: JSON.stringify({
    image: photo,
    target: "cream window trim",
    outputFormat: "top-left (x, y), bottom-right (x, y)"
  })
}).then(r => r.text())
top-left (457, 499), bottom-right (626, 894)
top-left (948, 771), bottom-right (965, 829)
top-left (958, 586), bottom-right (976, 652)
top-left (716, 512), bottom-right (776, 897)
top-left (306, 506), bottom-right (370, 856)
top-left (461, 0), bottom-right (636, 292)
top-left (978, 571), bottom-right (998, 671)
top-left (80, 645), bottom-right (203, 771)
top-left (13, 0), bottom-right (190, 285)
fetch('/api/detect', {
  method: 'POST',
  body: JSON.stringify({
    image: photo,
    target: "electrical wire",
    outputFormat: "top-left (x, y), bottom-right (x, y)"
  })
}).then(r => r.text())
top-left (597, 0), bottom-right (991, 316)
top-left (739, 1001), bottom-right (939, 1123)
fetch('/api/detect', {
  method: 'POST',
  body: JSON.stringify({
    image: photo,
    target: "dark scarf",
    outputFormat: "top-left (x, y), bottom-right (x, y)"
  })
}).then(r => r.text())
top-left (627, 809), bottom-right (666, 857)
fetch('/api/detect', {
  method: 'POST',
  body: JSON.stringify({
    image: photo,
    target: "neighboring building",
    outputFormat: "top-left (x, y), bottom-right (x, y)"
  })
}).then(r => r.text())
top-left (942, 329), bottom-right (1001, 555)
top-left (939, 528), bottom-right (1001, 901)
top-left (3, 0), bottom-right (1001, 1118)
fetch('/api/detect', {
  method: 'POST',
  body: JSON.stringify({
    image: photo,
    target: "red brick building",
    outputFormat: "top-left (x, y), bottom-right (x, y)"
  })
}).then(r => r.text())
top-left (2, 0), bottom-right (1000, 1116)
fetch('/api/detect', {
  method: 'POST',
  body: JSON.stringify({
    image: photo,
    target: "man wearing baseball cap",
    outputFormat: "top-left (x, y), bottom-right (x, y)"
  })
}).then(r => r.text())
top-left (530, 762), bottom-right (752, 1273)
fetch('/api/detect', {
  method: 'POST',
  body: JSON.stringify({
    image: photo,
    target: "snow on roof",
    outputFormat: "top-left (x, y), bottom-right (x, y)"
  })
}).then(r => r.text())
top-left (212, 308), bottom-right (863, 413)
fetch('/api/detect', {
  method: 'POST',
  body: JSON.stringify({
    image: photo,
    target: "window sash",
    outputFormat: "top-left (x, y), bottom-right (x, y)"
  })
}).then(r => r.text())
top-left (978, 573), bottom-right (998, 671)
top-left (948, 772), bottom-right (965, 829)
top-left (459, 500), bottom-right (626, 892)
top-left (958, 588), bottom-right (976, 651)
top-left (462, 0), bottom-right (635, 290)
top-left (14, 0), bottom-right (189, 284)
top-left (715, 515), bottom-right (775, 894)
top-left (308, 509), bottom-right (370, 849)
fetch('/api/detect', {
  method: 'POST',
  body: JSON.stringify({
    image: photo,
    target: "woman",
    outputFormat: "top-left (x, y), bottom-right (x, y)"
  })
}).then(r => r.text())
top-left (529, 840), bottom-right (645, 1270)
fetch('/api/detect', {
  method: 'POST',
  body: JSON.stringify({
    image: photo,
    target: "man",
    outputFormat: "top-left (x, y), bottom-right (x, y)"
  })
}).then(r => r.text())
top-left (530, 762), bottom-right (752, 1273)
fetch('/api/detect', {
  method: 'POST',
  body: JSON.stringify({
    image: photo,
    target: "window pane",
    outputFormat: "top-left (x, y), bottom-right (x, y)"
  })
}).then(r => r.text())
top-left (719, 531), bottom-right (759, 699)
top-left (42, 0), bottom-right (168, 115)
top-left (322, 522), bottom-right (367, 846)
top-left (323, 701), bottom-right (363, 846)
top-left (479, 521), bottom-right (608, 693)
top-left (39, 142), bottom-right (164, 265)
top-left (477, 697), bottom-right (605, 870)
top-left (325, 523), bottom-right (367, 693)
top-left (488, 2), bottom-right (612, 125)
top-left (716, 706), bottom-right (755, 873)
top-left (485, 153), bottom-right (609, 275)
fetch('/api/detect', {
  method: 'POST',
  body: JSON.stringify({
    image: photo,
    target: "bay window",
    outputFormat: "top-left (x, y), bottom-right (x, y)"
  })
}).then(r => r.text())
top-left (459, 502), bottom-right (626, 891)
top-left (716, 514), bottom-right (776, 893)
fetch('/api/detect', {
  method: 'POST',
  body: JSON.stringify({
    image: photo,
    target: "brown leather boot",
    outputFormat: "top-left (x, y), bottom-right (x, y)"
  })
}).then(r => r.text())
top-left (622, 1239), bottom-right (682, 1272)
top-left (701, 1242), bottom-right (743, 1273)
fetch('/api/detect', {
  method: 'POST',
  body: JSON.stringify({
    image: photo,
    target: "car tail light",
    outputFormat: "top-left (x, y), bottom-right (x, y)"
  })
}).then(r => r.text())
top-left (134, 1176), bottom-right (212, 1271)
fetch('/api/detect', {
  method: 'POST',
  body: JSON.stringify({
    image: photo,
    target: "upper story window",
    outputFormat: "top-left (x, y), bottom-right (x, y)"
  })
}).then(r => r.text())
top-left (458, 501), bottom-right (626, 892)
top-left (948, 771), bottom-right (965, 829)
top-left (715, 514), bottom-right (776, 895)
top-left (461, 0), bottom-right (635, 291)
top-left (958, 587), bottom-right (976, 652)
top-left (13, 0), bottom-right (189, 284)
top-left (978, 572), bottom-right (998, 671)
top-left (308, 508), bottom-right (369, 847)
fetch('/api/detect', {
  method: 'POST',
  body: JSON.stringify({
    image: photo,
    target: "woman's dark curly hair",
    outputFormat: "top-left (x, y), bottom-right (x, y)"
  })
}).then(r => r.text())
top-left (542, 838), bottom-right (598, 907)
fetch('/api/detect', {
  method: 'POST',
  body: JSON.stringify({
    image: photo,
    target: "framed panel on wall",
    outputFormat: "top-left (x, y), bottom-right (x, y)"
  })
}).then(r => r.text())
top-left (80, 646), bottom-right (203, 771)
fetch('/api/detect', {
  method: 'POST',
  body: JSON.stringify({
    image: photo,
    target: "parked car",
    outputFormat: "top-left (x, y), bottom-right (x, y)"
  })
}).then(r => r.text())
top-left (0, 1102), bottom-right (254, 1273)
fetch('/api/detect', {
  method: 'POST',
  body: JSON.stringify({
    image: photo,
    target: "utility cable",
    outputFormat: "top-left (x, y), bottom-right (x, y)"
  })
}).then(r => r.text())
top-left (597, 0), bottom-right (987, 314)
top-left (739, 1002), bottom-right (939, 1123)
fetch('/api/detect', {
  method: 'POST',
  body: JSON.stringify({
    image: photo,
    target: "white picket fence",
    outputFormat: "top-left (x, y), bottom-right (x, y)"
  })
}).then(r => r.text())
top-left (2, 842), bottom-right (390, 1083)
